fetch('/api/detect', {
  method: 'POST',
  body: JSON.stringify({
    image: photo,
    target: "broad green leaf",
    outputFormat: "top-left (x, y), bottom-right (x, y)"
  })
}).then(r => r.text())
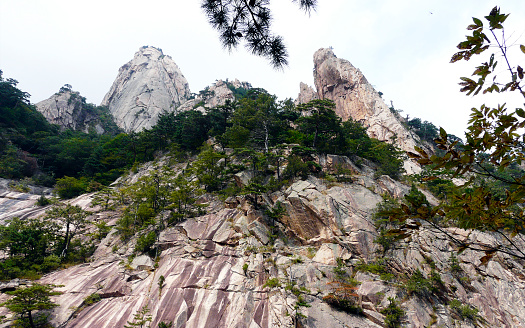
top-left (473, 17), bottom-right (483, 27)
top-left (521, 45), bottom-right (525, 54)
top-left (418, 158), bottom-right (433, 165)
top-left (414, 146), bottom-right (427, 156)
top-left (407, 152), bottom-right (421, 159)
top-left (439, 127), bottom-right (447, 139)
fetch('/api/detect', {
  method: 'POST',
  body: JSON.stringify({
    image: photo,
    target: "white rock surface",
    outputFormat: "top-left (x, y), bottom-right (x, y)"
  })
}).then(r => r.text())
top-left (35, 90), bottom-right (104, 133)
top-left (101, 46), bottom-right (191, 132)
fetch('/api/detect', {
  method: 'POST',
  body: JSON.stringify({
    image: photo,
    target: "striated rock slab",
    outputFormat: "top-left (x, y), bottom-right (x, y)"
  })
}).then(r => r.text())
top-left (3, 157), bottom-right (525, 327)
top-left (101, 46), bottom-right (191, 132)
top-left (0, 179), bottom-right (52, 224)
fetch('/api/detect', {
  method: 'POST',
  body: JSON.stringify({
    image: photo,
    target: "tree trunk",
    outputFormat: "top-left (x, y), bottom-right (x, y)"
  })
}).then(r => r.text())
top-left (61, 221), bottom-right (71, 257)
top-left (27, 311), bottom-right (35, 328)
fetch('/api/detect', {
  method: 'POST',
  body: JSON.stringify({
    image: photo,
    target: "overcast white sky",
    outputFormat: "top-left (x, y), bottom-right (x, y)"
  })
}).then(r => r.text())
top-left (1, 1), bottom-right (524, 138)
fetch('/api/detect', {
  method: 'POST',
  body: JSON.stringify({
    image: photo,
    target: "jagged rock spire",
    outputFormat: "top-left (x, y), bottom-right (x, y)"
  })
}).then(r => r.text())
top-left (298, 48), bottom-right (421, 156)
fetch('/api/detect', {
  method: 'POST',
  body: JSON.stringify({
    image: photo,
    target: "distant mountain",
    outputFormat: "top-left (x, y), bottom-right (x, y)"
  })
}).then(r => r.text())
top-left (35, 86), bottom-right (118, 134)
top-left (101, 46), bottom-right (191, 132)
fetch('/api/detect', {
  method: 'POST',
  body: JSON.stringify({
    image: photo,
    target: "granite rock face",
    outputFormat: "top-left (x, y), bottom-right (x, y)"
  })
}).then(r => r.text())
top-left (101, 46), bottom-right (191, 132)
top-left (35, 89), bottom-right (106, 134)
top-left (298, 48), bottom-right (421, 155)
top-left (1, 158), bottom-right (525, 327)
top-left (178, 79), bottom-right (252, 113)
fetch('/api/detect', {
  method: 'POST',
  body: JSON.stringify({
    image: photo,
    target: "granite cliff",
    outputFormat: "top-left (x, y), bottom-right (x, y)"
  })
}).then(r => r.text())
top-left (1, 152), bottom-right (524, 327)
top-left (35, 87), bottom-right (114, 134)
top-left (298, 48), bottom-right (421, 156)
top-left (101, 46), bottom-right (191, 132)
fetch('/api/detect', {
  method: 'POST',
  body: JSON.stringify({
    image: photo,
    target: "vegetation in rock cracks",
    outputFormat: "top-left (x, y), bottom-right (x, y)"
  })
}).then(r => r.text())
top-left (322, 258), bottom-right (363, 315)
top-left (380, 297), bottom-right (405, 328)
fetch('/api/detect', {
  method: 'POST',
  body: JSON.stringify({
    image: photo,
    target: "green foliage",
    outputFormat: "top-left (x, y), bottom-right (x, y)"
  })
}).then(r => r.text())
top-left (265, 202), bottom-right (286, 243)
top-left (43, 204), bottom-right (90, 258)
top-left (291, 256), bottom-right (303, 264)
top-left (449, 253), bottom-right (462, 275)
top-left (322, 280), bottom-right (363, 315)
top-left (380, 297), bottom-right (405, 328)
top-left (367, 139), bottom-right (405, 180)
top-left (0, 217), bottom-right (62, 280)
top-left (282, 155), bottom-right (310, 180)
top-left (206, 99), bottom-right (236, 139)
top-left (116, 166), bottom-right (203, 239)
top-left (83, 293), bottom-right (102, 306)
top-left (403, 269), bottom-right (443, 296)
top-left (421, 174), bottom-right (456, 200)
top-left (134, 231), bottom-right (157, 256)
top-left (92, 221), bottom-right (111, 240)
top-left (355, 259), bottom-right (395, 281)
top-left (152, 110), bottom-right (209, 151)
top-left (242, 182), bottom-right (266, 208)
top-left (1, 283), bottom-right (61, 328)
top-left (373, 195), bottom-right (403, 253)
top-left (296, 99), bottom-right (342, 153)
top-left (158, 322), bottom-right (173, 328)
top-left (158, 275), bottom-right (166, 296)
top-left (124, 305), bottom-right (152, 328)
top-left (263, 278), bottom-right (281, 289)
top-left (407, 117), bottom-right (439, 144)
top-left (36, 195), bottom-right (52, 207)
top-left (332, 258), bottom-right (349, 281)
top-left (449, 299), bottom-right (480, 323)
top-left (406, 7), bottom-right (525, 260)
top-left (223, 92), bottom-right (294, 151)
top-left (1, 69), bottom-right (404, 200)
top-left (190, 146), bottom-right (227, 192)
top-left (40, 255), bottom-right (61, 273)
top-left (54, 176), bottom-right (88, 199)
top-left (0, 143), bottom-right (26, 179)
top-left (283, 278), bottom-right (311, 324)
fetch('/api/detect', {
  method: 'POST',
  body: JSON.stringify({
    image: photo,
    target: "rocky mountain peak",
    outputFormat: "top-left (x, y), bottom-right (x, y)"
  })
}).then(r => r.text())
top-left (299, 48), bottom-right (421, 158)
top-left (101, 46), bottom-right (191, 132)
top-left (178, 78), bottom-right (253, 112)
top-left (35, 86), bottom-right (106, 134)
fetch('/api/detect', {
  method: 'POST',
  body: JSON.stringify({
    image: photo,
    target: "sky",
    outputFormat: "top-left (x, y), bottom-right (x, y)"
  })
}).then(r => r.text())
top-left (1, 1), bottom-right (524, 138)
